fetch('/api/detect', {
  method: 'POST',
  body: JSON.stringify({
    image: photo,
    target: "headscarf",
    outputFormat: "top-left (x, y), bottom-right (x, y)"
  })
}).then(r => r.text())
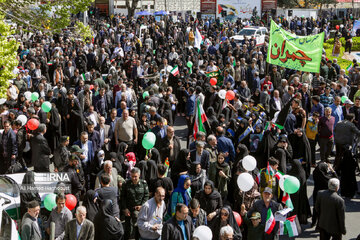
top-left (83, 190), bottom-right (99, 222)
top-left (94, 199), bottom-right (124, 240)
top-left (210, 205), bottom-right (242, 240)
top-left (203, 180), bottom-right (221, 200)
top-left (171, 149), bottom-right (190, 176)
top-left (117, 142), bottom-right (128, 164)
top-left (150, 148), bottom-right (161, 164)
top-left (173, 175), bottom-right (191, 206)
top-left (109, 152), bottom-right (122, 176)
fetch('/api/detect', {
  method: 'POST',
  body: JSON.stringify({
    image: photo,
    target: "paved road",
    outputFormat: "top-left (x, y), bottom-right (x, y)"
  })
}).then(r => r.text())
top-left (173, 116), bottom-right (360, 239)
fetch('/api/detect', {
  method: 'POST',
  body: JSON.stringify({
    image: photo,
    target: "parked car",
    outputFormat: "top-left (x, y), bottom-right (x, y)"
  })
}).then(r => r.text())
top-left (231, 26), bottom-right (268, 46)
top-left (0, 198), bottom-right (21, 240)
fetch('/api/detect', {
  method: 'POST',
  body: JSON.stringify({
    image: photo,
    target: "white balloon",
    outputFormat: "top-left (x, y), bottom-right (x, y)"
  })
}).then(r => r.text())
top-left (17, 115), bottom-right (28, 126)
top-left (193, 225), bottom-right (213, 240)
top-left (242, 155), bottom-right (257, 171)
top-left (24, 91), bottom-right (32, 100)
top-left (0, 98), bottom-right (6, 105)
top-left (279, 174), bottom-right (290, 191)
top-left (218, 89), bottom-right (226, 99)
top-left (237, 172), bottom-right (254, 192)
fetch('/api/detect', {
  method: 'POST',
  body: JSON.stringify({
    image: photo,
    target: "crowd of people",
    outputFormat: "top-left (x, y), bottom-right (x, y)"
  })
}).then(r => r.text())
top-left (1, 7), bottom-right (360, 240)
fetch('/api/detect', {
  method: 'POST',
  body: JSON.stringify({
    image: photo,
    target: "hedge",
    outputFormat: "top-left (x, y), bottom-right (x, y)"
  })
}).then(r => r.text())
top-left (324, 39), bottom-right (353, 73)
top-left (326, 37), bottom-right (360, 51)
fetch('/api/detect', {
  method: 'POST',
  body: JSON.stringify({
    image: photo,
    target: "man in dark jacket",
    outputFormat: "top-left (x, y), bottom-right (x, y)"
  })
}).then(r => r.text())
top-left (0, 120), bottom-right (18, 174)
top-left (21, 200), bottom-right (42, 240)
top-left (190, 141), bottom-right (210, 173)
top-left (162, 203), bottom-right (194, 240)
top-left (159, 126), bottom-right (181, 164)
top-left (315, 178), bottom-right (346, 240)
top-left (31, 124), bottom-right (51, 172)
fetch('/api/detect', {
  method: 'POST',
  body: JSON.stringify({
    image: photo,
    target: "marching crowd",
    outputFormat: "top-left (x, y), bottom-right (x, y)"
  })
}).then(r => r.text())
top-left (1, 8), bottom-right (360, 240)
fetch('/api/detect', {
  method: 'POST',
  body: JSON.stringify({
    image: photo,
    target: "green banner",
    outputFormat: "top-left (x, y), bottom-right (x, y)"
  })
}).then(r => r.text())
top-left (266, 20), bottom-right (324, 73)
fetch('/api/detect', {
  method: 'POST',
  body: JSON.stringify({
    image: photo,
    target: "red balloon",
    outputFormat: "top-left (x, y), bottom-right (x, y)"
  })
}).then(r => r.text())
top-left (226, 90), bottom-right (235, 100)
top-left (65, 194), bottom-right (77, 211)
top-left (336, 25), bottom-right (340, 30)
top-left (27, 119), bottom-right (39, 130)
top-left (210, 78), bottom-right (217, 86)
top-left (233, 211), bottom-right (242, 226)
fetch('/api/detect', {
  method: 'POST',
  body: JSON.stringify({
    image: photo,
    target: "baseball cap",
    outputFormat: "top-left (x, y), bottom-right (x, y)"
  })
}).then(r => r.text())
top-left (60, 136), bottom-right (69, 143)
top-left (344, 99), bottom-right (354, 105)
top-left (250, 212), bottom-right (261, 220)
top-left (70, 145), bottom-right (84, 153)
top-left (263, 187), bottom-right (273, 194)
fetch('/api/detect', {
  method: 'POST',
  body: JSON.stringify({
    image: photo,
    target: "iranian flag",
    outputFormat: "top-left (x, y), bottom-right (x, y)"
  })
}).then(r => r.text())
top-left (282, 192), bottom-right (294, 209)
top-left (274, 171), bottom-right (283, 180)
top-left (193, 99), bottom-right (207, 139)
top-left (285, 215), bottom-right (299, 237)
top-left (346, 63), bottom-right (352, 71)
top-left (194, 27), bottom-right (203, 50)
top-left (265, 208), bottom-right (276, 234)
top-left (170, 65), bottom-right (179, 76)
top-left (81, 73), bottom-right (86, 81)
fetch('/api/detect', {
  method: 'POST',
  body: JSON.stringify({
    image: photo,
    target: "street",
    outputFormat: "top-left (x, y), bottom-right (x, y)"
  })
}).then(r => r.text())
top-left (173, 116), bottom-right (360, 239)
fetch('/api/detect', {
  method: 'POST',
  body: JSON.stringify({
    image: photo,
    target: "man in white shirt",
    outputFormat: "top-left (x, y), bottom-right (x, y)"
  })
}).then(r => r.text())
top-left (137, 187), bottom-right (166, 240)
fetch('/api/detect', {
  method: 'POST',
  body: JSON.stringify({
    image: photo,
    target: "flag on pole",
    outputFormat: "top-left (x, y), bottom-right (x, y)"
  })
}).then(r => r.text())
top-left (285, 215), bottom-right (299, 237)
top-left (278, 221), bottom-right (287, 236)
top-left (194, 27), bottom-right (203, 50)
top-left (274, 171), bottom-right (283, 180)
top-left (170, 65), bottom-right (179, 76)
top-left (265, 208), bottom-right (276, 234)
top-left (346, 63), bottom-right (352, 71)
top-left (281, 192), bottom-right (294, 209)
top-left (193, 99), bottom-right (207, 138)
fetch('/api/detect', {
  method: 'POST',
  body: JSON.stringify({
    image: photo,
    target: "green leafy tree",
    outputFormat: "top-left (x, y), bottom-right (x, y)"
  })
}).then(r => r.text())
top-left (0, 0), bottom-right (94, 33)
top-left (0, 14), bottom-right (19, 98)
top-left (74, 21), bottom-right (93, 43)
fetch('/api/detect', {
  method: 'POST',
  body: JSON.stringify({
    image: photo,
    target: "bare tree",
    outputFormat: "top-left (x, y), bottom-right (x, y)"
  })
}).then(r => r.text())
top-left (126, 0), bottom-right (140, 18)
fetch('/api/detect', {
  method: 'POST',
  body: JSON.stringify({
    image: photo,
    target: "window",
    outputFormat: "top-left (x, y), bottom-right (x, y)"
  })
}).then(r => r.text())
top-left (0, 210), bottom-right (13, 240)
top-left (0, 177), bottom-right (19, 198)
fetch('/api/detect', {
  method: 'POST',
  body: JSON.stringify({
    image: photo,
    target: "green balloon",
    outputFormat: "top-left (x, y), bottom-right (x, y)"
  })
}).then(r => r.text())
top-left (31, 92), bottom-right (39, 102)
top-left (143, 91), bottom-right (149, 99)
top-left (41, 101), bottom-right (52, 113)
top-left (284, 176), bottom-right (300, 194)
top-left (341, 96), bottom-right (348, 104)
top-left (44, 193), bottom-right (57, 211)
top-left (187, 61), bottom-right (193, 68)
top-left (142, 132), bottom-right (156, 150)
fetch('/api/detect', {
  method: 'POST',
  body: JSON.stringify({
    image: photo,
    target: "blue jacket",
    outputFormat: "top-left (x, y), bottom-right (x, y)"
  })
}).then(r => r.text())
top-left (186, 95), bottom-right (196, 116)
top-left (217, 136), bottom-right (235, 162)
top-left (330, 104), bottom-right (344, 127)
top-left (74, 140), bottom-right (94, 166)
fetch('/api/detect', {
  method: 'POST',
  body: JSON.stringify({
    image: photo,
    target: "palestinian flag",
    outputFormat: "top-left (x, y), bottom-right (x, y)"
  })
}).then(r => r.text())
top-left (170, 65), bottom-right (179, 76)
top-left (265, 208), bottom-right (276, 234)
top-left (282, 192), bottom-right (294, 209)
top-left (194, 99), bottom-right (207, 139)
top-left (218, 4), bottom-right (223, 14)
top-left (285, 215), bottom-right (299, 237)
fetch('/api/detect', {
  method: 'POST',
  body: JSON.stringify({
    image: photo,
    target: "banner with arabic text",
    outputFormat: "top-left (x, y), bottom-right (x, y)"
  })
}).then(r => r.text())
top-left (267, 20), bottom-right (324, 73)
